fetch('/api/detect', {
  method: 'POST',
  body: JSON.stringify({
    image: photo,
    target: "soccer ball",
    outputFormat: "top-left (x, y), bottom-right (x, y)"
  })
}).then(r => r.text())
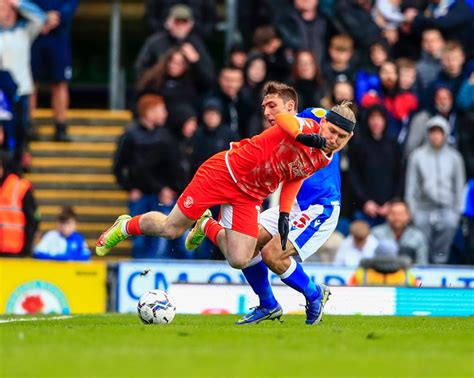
top-left (137, 289), bottom-right (176, 325)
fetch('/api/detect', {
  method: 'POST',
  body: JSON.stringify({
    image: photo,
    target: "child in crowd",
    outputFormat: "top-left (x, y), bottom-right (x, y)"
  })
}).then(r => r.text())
top-left (33, 206), bottom-right (90, 261)
top-left (321, 34), bottom-right (356, 85)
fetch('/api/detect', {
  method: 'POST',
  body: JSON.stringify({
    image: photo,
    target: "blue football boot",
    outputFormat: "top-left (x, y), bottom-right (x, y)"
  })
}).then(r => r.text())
top-left (235, 304), bottom-right (283, 325)
top-left (305, 284), bottom-right (331, 325)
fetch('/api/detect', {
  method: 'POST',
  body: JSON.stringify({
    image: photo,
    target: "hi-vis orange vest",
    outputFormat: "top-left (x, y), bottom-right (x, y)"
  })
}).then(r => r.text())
top-left (0, 174), bottom-right (31, 254)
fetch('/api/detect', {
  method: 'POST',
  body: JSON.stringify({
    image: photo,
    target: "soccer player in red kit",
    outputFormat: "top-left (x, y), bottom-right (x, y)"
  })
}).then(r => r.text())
top-left (96, 82), bottom-right (355, 273)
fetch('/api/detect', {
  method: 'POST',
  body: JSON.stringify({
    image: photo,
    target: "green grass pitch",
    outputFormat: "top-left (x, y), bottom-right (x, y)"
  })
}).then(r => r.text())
top-left (1, 314), bottom-right (473, 378)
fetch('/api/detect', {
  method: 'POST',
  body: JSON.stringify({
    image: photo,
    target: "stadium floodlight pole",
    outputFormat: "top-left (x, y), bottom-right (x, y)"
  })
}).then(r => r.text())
top-left (109, 0), bottom-right (122, 110)
top-left (224, 0), bottom-right (238, 59)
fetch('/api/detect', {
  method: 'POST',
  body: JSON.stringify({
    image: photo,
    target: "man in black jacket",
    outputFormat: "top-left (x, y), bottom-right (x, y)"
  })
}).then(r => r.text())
top-left (134, 4), bottom-right (215, 84)
top-left (113, 94), bottom-right (187, 258)
top-left (349, 104), bottom-right (402, 226)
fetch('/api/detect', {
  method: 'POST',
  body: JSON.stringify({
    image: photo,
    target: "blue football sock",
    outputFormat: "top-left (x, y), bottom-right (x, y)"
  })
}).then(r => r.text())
top-left (280, 258), bottom-right (320, 302)
top-left (242, 256), bottom-right (278, 309)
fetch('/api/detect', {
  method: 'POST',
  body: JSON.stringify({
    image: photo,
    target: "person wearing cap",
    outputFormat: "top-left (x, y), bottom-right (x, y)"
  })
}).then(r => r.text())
top-left (135, 4), bottom-right (215, 85)
top-left (405, 115), bottom-right (466, 264)
top-left (191, 97), bottom-right (238, 175)
top-left (144, 0), bottom-right (217, 40)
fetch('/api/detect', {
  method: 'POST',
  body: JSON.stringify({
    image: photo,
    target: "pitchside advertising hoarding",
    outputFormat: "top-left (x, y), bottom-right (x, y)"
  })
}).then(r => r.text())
top-left (117, 261), bottom-right (474, 315)
top-left (0, 259), bottom-right (107, 315)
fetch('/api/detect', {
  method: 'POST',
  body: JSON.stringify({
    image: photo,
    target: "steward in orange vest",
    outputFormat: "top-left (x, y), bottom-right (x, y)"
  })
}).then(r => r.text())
top-left (0, 154), bottom-right (38, 256)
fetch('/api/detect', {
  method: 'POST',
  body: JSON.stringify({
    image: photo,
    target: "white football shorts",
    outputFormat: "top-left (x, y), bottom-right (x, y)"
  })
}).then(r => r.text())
top-left (259, 202), bottom-right (340, 261)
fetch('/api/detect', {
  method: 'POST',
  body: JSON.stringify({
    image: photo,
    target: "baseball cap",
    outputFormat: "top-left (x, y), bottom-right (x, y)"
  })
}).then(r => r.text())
top-left (168, 5), bottom-right (194, 22)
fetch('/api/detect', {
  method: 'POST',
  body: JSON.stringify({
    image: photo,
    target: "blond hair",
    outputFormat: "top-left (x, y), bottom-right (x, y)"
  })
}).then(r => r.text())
top-left (330, 100), bottom-right (357, 124)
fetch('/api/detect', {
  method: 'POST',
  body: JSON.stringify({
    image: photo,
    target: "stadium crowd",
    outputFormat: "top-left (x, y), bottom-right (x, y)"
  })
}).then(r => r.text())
top-left (0, 0), bottom-right (473, 266)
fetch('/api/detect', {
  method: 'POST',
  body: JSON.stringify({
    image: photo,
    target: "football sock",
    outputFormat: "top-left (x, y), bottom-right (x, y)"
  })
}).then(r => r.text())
top-left (280, 258), bottom-right (320, 302)
top-left (125, 216), bottom-right (143, 236)
top-left (242, 253), bottom-right (278, 309)
top-left (203, 218), bottom-right (223, 246)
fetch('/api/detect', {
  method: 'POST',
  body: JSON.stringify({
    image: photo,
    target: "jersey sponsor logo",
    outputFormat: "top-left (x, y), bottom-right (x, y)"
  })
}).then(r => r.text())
top-left (288, 160), bottom-right (307, 177)
top-left (183, 196), bottom-right (194, 209)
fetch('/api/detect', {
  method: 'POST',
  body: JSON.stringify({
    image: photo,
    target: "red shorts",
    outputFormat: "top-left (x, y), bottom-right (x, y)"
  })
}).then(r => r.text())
top-left (177, 151), bottom-right (261, 238)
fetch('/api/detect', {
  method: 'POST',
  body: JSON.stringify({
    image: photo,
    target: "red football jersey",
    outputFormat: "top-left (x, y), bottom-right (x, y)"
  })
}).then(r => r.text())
top-left (226, 116), bottom-right (332, 202)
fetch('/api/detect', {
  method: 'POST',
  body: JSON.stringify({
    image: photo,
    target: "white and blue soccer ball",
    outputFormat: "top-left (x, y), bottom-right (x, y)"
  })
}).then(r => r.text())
top-left (137, 289), bottom-right (176, 325)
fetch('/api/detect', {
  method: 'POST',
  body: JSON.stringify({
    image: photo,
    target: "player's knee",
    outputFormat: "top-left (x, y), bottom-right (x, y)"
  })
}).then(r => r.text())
top-left (227, 254), bottom-right (251, 270)
top-left (261, 243), bottom-right (278, 265)
top-left (161, 226), bottom-right (183, 240)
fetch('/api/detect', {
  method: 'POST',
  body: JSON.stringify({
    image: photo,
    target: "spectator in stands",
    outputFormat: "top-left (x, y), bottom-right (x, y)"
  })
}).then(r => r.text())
top-left (405, 84), bottom-right (456, 158)
top-left (33, 206), bottom-right (90, 261)
top-left (240, 52), bottom-right (267, 137)
top-left (348, 239), bottom-right (418, 286)
top-left (463, 179), bottom-right (474, 264)
top-left (355, 40), bottom-right (389, 104)
top-left (432, 41), bottom-right (473, 100)
top-left (207, 66), bottom-right (245, 137)
top-left (372, 199), bottom-right (429, 264)
top-left (0, 70), bottom-right (16, 159)
top-left (0, 0), bottom-right (45, 168)
top-left (334, 220), bottom-right (379, 266)
top-left (457, 72), bottom-right (474, 179)
top-left (252, 25), bottom-right (292, 82)
top-left (397, 58), bottom-right (420, 98)
top-left (228, 42), bottom-right (247, 70)
top-left (405, 0), bottom-right (474, 54)
top-left (136, 47), bottom-right (213, 112)
top-left (416, 29), bottom-right (445, 95)
top-left (192, 97), bottom-right (238, 174)
top-left (0, 151), bottom-right (38, 257)
top-left (113, 94), bottom-right (186, 258)
top-left (290, 49), bottom-right (326, 111)
top-left (405, 115), bottom-right (466, 263)
top-left (321, 34), bottom-right (356, 86)
top-left (457, 72), bottom-right (474, 112)
top-left (143, 0), bottom-right (217, 40)
top-left (30, 0), bottom-right (79, 142)
top-left (372, 0), bottom-right (405, 32)
top-left (361, 60), bottom-right (419, 142)
top-left (335, 0), bottom-right (382, 54)
top-left (134, 4), bottom-right (215, 82)
top-left (275, 0), bottom-right (327, 65)
top-left (321, 78), bottom-right (356, 110)
top-left (349, 104), bottom-right (402, 226)
top-left (167, 103), bottom-right (198, 175)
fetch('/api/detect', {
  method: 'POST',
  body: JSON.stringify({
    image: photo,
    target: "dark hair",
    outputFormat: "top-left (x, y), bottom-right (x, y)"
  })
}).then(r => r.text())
top-left (136, 47), bottom-right (189, 91)
top-left (253, 25), bottom-right (279, 48)
top-left (387, 198), bottom-right (408, 208)
top-left (262, 81), bottom-right (298, 109)
top-left (291, 49), bottom-right (322, 85)
top-left (57, 206), bottom-right (77, 223)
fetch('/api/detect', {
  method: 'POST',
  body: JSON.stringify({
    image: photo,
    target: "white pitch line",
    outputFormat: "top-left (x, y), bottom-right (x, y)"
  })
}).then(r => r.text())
top-left (0, 315), bottom-right (72, 324)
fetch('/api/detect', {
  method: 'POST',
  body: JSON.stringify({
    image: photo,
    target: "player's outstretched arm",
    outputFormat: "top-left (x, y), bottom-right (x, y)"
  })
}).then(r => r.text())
top-left (278, 179), bottom-right (304, 250)
top-left (275, 113), bottom-right (327, 149)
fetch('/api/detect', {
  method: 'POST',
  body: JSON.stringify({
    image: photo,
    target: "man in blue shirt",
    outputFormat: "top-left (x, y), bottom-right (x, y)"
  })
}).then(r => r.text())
top-left (30, 0), bottom-right (79, 141)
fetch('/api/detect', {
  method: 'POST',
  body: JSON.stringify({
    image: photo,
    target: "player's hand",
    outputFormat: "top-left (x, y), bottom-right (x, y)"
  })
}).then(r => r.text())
top-left (295, 133), bottom-right (327, 149)
top-left (278, 212), bottom-right (290, 250)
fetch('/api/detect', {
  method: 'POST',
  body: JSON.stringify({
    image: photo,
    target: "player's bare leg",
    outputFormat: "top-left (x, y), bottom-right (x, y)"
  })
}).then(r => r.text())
top-left (96, 205), bottom-right (194, 256)
top-left (262, 235), bottom-right (331, 325)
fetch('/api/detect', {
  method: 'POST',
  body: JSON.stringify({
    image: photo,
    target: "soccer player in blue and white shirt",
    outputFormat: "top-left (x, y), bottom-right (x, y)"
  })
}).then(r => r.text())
top-left (234, 107), bottom-right (342, 325)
